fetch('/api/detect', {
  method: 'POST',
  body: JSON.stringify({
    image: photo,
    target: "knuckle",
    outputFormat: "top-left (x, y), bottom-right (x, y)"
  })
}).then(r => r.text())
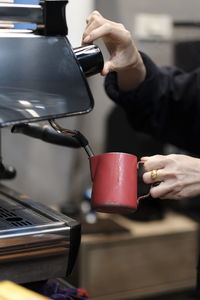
top-left (90, 11), bottom-right (101, 22)
top-left (117, 22), bottom-right (125, 30)
top-left (150, 189), bottom-right (158, 199)
top-left (168, 154), bottom-right (175, 159)
top-left (124, 29), bottom-right (132, 41)
top-left (142, 173), bottom-right (149, 184)
top-left (167, 154), bottom-right (178, 164)
top-left (142, 161), bottom-right (149, 172)
top-left (103, 22), bottom-right (112, 32)
top-left (175, 194), bottom-right (182, 200)
top-left (82, 31), bottom-right (88, 38)
top-left (173, 181), bottom-right (183, 193)
top-left (116, 23), bottom-right (131, 38)
top-left (164, 170), bottom-right (175, 179)
top-left (174, 191), bottom-right (185, 200)
top-left (93, 10), bottom-right (100, 16)
top-left (168, 153), bottom-right (182, 159)
top-left (154, 154), bottom-right (164, 160)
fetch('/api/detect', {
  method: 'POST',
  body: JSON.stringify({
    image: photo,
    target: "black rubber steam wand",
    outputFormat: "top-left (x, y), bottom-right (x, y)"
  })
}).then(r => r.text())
top-left (0, 128), bottom-right (16, 180)
top-left (49, 119), bottom-right (95, 158)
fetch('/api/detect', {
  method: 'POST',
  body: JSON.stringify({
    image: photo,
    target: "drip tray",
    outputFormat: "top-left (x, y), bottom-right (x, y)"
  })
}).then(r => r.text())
top-left (0, 194), bottom-right (55, 229)
top-left (0, 184), bottom-right (81, 284)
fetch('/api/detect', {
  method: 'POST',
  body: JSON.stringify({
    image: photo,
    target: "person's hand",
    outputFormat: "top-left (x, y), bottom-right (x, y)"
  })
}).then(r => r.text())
top-left (82, 11), bottom-right (146, 90)
top-left (141, 154), bottom-right (200, 200)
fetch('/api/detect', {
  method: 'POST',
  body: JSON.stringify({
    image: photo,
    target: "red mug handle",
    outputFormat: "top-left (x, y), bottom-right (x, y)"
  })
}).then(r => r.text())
top-left (137, 161), bottom-right (151, 201)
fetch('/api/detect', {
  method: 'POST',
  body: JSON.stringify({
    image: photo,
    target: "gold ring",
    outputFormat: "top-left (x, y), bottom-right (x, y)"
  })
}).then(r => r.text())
top-left (151, 169), bottom-right (158, 181)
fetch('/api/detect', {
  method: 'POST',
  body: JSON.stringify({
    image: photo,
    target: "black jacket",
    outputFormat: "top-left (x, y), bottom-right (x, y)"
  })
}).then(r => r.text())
top-left (105, 52), bottom-right (200, 155)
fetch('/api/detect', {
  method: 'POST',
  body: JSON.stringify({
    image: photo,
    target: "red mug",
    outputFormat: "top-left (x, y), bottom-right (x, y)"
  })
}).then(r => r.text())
top-left (89, 152), bottom-right (149, 214)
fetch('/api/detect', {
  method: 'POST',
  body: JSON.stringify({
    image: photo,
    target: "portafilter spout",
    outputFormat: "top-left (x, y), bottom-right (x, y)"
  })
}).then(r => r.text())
top-left (49, 119), bottom-right (94, 158)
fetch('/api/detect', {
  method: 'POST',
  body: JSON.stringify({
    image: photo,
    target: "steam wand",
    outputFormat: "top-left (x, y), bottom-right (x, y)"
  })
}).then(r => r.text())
top-left (0, 129), bottom-right (16, 180)
top-left (49, 119), bottom-right (95, 158)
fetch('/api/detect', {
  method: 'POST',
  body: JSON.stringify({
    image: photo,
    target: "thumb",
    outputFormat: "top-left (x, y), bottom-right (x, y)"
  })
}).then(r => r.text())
top-left (101, 61), bottom-right (114, 76)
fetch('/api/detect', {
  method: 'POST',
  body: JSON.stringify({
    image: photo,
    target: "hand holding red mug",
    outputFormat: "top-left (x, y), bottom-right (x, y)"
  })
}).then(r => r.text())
top-left (141, 154), bottom-right (200, 200)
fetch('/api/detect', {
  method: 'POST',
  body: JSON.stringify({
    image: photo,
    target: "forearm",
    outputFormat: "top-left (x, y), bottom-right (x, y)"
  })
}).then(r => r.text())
top-left (105, 52), bottom-right (200, 154)
top-left (117, 54), bottom-right (147, 91)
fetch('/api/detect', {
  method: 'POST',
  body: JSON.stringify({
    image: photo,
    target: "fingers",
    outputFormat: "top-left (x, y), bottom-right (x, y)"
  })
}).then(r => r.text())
top-left (82, 17), bottom-right (101, 43)
top-left (140, 154), bottom-right (200, 200)
top-left (82, 23), bottom-right (96, 44)
top-left (141, 155), bottom-right (166, 171)
top-left (86, 10), bottom-right (102, 26)
top-left (149, 182), bottom-right (173, 199)
top-left (83, 23), bottom-right (113, 44)
top-left (83, 10), bottom-right (105, 44)
top-left (142, 155), bottom-right (175, 187)
top-left (141, 154), bottom-right (185, 200)
top-left (82, 10), bottom-right (124, 75)
top-left (149, 181), bottom-right (185, 200)
top-left (83, 10), bottom-right (126, 44)
top-left (143, 169), bottom-right (164, 184)
top-left (83, 20), bottom-right (124, 44)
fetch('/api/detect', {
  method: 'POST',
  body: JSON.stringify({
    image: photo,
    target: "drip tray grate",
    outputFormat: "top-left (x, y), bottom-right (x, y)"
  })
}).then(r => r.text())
top-left (0, 206), bottom-right (33, 228)
top-left (0, 192), bottom-right (58, 230)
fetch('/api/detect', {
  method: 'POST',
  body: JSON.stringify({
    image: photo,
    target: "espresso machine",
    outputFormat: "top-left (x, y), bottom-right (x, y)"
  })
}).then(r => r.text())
top-left (0, 0), bottom-right (103, 284)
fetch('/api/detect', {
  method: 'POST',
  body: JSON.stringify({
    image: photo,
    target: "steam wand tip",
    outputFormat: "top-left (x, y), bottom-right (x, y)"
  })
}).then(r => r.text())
top-left (49, 119), bottom-right (94, 157)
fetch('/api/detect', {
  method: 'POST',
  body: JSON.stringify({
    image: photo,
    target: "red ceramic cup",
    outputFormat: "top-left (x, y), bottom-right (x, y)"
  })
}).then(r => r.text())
top-left (89, 152), bottom-right (149, 214)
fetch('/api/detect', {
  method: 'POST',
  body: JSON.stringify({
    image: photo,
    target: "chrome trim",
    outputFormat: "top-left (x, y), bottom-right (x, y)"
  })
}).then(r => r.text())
top-left (0, 30), bottom-right (36, 36)
top-left (0, 4), bottom-right (43, 24)
top-left (0, 227), bottom-right (69, 239)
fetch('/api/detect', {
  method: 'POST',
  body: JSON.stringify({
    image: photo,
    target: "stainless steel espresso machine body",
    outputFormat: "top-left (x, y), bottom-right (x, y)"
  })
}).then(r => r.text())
top-left (0, 0), bottom-right (103, 127)
top-left (0, 0), bottom-right (104, 283)
top-left (0, 184), bottom-right (80, 283)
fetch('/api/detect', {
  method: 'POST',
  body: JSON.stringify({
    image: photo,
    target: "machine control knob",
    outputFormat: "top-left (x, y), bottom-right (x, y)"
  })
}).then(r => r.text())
top-left (73, 44), bottom-right (104, 77)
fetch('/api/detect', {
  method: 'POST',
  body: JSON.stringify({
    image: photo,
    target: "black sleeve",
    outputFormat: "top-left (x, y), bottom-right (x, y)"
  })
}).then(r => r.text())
top-left (104, 52), bottom-right (200, 154)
